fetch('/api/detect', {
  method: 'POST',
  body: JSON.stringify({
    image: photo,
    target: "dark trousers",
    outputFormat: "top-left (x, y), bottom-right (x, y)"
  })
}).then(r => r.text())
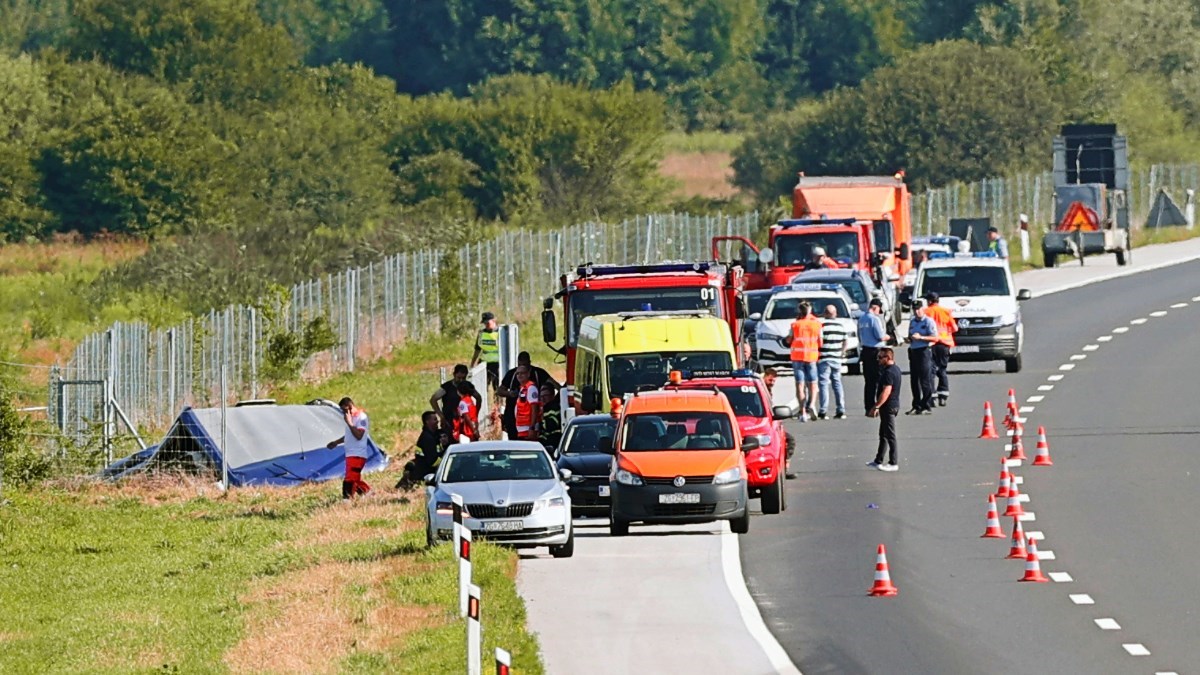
top-left (931, 344), bottom-right (951, 397)
top-left (908, 347), bottom-right (935, 411)
top-left (860, 346), bottom-right (880, 413)
top-left (874, 409), bottom-right (898, 465)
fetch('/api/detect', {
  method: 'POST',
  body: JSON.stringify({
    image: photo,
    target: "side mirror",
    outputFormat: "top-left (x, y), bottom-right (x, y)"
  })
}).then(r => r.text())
top-left (741, 435), bottom-right (761, 452)
top-left (558, 468), bottom-right (573, 482)
top-left (423, 473), bottom-right (436, 486)
top-left (1017, 289), bottom-right (1032, 301)
top-left (598, 436), bottom-right (614, 455)
top-left (757, 248), bottom-right (775, 265)
top-left (580, 386), bottom-right (600, 412)
top-left (541, 308), bottom-right (557, 343)
top-left (772, 405), bottom-right (793, 420)
top-left (897, 243), bottom-right (910, 261)
top-left (749, 312), bottom-right (763, 321)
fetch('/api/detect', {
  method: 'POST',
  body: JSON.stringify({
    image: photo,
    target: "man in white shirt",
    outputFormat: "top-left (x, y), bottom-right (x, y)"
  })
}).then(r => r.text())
top-left (326, 397), bottom-right (373, 499)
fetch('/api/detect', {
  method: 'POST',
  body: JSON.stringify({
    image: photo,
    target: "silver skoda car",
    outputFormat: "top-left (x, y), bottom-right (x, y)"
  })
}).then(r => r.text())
top-left (424, 441), bottom-right (574, 558)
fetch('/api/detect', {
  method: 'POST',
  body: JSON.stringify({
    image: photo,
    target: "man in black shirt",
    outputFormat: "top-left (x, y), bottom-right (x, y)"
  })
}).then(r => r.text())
top-left (399, 411), bottom-right (446, 488)
top-left (430, 364), bottom-right (481, 434)
top-left (497, 351), bottom-right (555, 439)
top-left (867, 348), bottom-right (902, 472)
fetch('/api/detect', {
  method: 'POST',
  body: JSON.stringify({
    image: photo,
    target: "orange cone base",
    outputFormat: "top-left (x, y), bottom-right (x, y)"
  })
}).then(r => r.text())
top-left (1032, 455), bottom-right (1053, 466)
top-left (982, 527), bottom-right (1005, 538)
top-left (979, 426), bottom-right (999, 440)
top-left (1020, 566), bottom-right (1049, 582)
top-left (1003, 503), bottom-right (1025, 517)
top-left (1008, 444), bottom-right (1027, 461)
top-left (869, 582), bottom-right (899, 597)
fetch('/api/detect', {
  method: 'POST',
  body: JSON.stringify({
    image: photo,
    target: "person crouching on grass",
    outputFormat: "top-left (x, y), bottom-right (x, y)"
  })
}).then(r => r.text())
top-left (326, 396), bottom-right (372, 499)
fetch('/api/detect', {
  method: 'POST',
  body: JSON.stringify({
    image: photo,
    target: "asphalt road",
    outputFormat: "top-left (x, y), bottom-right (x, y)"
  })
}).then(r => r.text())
top-left (741, 259), bottom-right (1200, 674)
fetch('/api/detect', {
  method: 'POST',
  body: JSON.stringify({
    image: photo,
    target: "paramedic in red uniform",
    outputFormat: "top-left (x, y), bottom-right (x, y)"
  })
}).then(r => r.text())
top-left (514, 366), bottom-right (542, 440)
top-left (326, 397), bottom-right (372, 499)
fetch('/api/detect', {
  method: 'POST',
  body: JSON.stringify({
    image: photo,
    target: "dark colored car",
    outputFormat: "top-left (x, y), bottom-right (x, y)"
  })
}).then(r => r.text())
top-left (555, 414), bottom-right (618, 516)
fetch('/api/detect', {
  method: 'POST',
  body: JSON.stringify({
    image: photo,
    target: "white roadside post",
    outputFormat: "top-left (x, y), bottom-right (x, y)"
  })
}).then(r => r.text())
top-left (1186, 189), bottom-right (1195, 229)
top-left (452, 494), bottom-right (464, 559)
top-left (467, 583), bottom-right (482, 675)
top-left (495, 647), bottom-right (512, 675)
top-left (459, 526), bottom-right (473, 618)
top-left (1019, 213), bottom-right (1030, 262)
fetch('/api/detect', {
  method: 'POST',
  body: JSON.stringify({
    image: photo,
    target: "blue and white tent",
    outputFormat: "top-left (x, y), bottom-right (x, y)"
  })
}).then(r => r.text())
top-left (103, 401), bottom-right (388, 487)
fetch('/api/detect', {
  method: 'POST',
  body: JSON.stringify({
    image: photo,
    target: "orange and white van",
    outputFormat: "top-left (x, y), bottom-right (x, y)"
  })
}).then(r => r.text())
top-left (605, 389), bottom-right (754, 536)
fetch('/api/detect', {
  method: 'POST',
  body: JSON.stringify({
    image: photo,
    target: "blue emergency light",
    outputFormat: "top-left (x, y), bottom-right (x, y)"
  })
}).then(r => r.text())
top-left (776, 218), bottom-right (858, 228)
top-left (926, 251), bottom-right (1000, 260)
top-left (576, 262), bottom-right (712, 277)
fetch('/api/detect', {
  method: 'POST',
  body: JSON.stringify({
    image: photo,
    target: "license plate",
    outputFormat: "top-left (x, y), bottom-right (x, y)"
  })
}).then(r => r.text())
top-left (598, 485), bottom-right (610, 497)
top-left (658, 493), bottom-right (701, 504)
top-left (482, 520), bottom-right (524, 532)
top-left (952, 345), bottom-right (980, 354)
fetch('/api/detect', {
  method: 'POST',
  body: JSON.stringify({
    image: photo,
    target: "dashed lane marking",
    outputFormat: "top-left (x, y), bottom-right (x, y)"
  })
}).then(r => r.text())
top-left (1005, 458), bottom-right (1022, 468)
top-left (1036, 550), bottom-right (1056, 560)
top-left (1016, 494), bottom-right (1030, 503)
top-left (1026, 530), bottom-right (1044, 540)
top-left (1123, 644), bottom-right (1150, 656)
top-left (1131, 318), bottom-right (1148, 325)
top-left (1019, 406), bottom-right (1036, 413)
top-left (1018, 512), bottom-right (1036, 522)
top-left (1059, 364), bottom-right (1076, 371)
top-left (1048, 374), bottom-right (1065, 381)
top-left (1038, 385), bottom-right (1054, 391)
top-left (1150, 310), bottom-right (1168, 317)
top-left (1082, 344), bottom-right (1099, 351)
top-left (1012, 476), bottom-right (1024, 485)
top-left (1070, 594), bottom-right (1095, 605)
top-left (1048, 572), bottom-right (1073, 583)
top-left (1171, 302), bottom-right (1188, 308)
top-left (1028, 395), bottom-right (1045, 402)
top-left (1097, 335), bottom-right (1114, 342)
top-left (1095, 618), bottom-right (1121, 630)
top-left (1193, 295), bottom-right (1200, 302)
top-left (1070, 354), bottom-right (1087, 360)
top-left (1113, 326), bottom-right (1130, 333)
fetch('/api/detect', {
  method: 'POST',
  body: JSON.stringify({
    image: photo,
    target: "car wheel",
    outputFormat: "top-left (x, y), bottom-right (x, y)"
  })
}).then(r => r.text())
top-left (1005, 354), bottom-right (1023, 373)
top-left (1043, 250), bottom-right (1056, 268)
top-left (610, 512), bottom-right (630, 537)
top-left (761, 475), bottom-right (782, 515)
top-left (730, 508), bottom-right (751, 534)
top-left (1115, 248), bottom-right (1127, 266)
top-left (550, 526), bottom-right (575, 558)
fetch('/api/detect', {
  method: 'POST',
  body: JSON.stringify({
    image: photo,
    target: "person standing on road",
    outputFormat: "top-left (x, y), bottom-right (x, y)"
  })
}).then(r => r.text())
top-left (867, 349), bottom-right (901, 471)
top-left (857, 298), bottom-right (889, 415)
top-left (514, 365), bottom-right (543, 440)
top-left (817, 305), bottom-right (848, 420)
top-left (326, 397), bottom-right (373, 499)
top-left (498, 352), bottom-right (554, 439)
top-left (784, 302), bottom-right (822, 422)
top-left (470, 312), bottom-right (501, 391)
top-left (906, 300), bottom-right (938, 414)
top-left (987, 226), bottom-right (1009, 259)
top-left (923, 292), bottom-right (957, 406)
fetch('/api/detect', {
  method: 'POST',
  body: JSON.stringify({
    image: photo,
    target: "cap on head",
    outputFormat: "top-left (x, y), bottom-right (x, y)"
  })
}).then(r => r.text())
top-left (812, 246), bottom-right (826, 256)
top-left (481, 311), bottom-right (495, 322)
top-left (987, 226), bottom-right (999, 234)
top-left (911, 299), bottom-right (926, 310)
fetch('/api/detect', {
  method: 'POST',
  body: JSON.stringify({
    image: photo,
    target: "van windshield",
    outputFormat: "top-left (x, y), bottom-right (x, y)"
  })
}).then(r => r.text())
top-left (607, 352), bottom-right (734, 398)
top-left (920, 267), bottom-right (1010, 297)
top-left (621, 412), bottom-right (735, 450)
top-left (568, 288), bottom-right (722, 345)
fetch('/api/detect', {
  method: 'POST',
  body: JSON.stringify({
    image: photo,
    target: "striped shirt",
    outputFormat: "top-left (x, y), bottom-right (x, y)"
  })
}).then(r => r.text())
top-left (819, 319), bottom-right (850, 362)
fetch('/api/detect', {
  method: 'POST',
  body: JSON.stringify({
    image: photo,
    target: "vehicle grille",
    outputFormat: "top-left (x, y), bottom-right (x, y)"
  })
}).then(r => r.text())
top-left (467, 502), bottom-right (534, 519)
top-left (652, 504), bottom-right (717, 517)
top-left (958, 325), bottom-right (1001, 337)
top-left (480, 526), bottom-right (565, 542)
top-left (643, 475), bottom-right (713, 486)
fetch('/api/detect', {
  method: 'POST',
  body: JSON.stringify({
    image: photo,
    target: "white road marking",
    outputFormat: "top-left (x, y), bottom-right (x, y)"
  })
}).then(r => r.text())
top-left (1038, 385), bottom-right (1054, 391)
top-left (1028, 395), bottom-right (1045, 402)
top-left (1082, 344), bottom-right (1099, 351)
top-left (1193, 295), bottom-right (1200, 302)
top-left (1070, 594), bottom-right (1095, 605)
top-left (1036, 550), bottom-right (1055, 560)
top-left (1059, 364), bottom-right (1076, 371)
top-left (1005, 459), bottom-right (1022, 468)
top-left (1150, 310), bottom-right (1168, 317)
top-left (1097, 335), bottom-right (1113, 342)
top-left (1048, 572), bottom-right (1073, 582)
top-left (1025, 531), bottom-right (1044, 540)
top-left (1070, 354), bottom-right (1087, 361)
top-left (1095, 618), bottom-right (1121, 630)
top-left (1012, 476), bottom-right (1024, 485)
top-left (720, 530), bottom-right (802, 674)
top-left (1171, 302), bottom-right (1188, 308)
top-left (1018, 512), bottom-right (1036, 522)
top-left (1113, 326), bottom-right (1130, 333)
top-left (1016, 494), bottom-right (1030, 503)
top-left (1131, 318), bottom-right (1148, 325)
top-left (1157, 671), bottom-right (1180, 675)
top-left (1048, 374), bottom-right (1065, 381)
top-left (1019, 406), bottom-right (1036, 413)
top-left (1123, 644), bottom-right (1151, 656)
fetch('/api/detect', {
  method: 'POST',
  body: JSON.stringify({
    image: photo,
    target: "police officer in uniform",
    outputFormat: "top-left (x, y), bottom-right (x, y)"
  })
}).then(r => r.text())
top-left (470, 312), bottom-right (501, 391)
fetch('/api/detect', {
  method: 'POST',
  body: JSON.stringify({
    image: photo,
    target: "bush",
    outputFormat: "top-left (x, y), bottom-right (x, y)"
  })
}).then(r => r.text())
top-left (0, 378), bottom-right (36, 488)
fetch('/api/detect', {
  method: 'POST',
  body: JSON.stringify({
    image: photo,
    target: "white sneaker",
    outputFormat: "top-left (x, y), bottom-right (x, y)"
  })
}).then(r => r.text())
top-left (881, 464), bottom-right (899, 472)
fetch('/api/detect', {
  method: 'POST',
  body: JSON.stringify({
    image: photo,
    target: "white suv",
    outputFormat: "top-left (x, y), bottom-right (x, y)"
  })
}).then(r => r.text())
top-left (913, 253), bottom-right (1032, 373)
top-left (751, 284), bottom-right (862, 372)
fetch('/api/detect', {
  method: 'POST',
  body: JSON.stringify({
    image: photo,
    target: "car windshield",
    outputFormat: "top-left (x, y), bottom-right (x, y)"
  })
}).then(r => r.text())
top-left (765, 296), bottom-right (849, 321)
top-left (442, 450), bottom-right (554, 482)
top-left (829, 279), bottom-right (869, 304)
top-left (717, 385), bottom-right (766, 417)
top-left (568, 288), bottom-right (722, 345)
top-left (775, 232), bottom-right (860, 266)
top-left (920, 267), bottom-right (1010, 297)
top-left (607, 351), bottom-right (734, 398)
top-left (747, 292), bottom-right (772, 317)
top-left (621, 412), bottom-right (735, 450)
top-left (561, 420), bottom-right (617, 455)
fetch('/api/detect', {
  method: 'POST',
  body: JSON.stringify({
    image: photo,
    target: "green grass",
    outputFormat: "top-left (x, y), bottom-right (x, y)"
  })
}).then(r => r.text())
top-left (662, 130), bottom-right (745, 154)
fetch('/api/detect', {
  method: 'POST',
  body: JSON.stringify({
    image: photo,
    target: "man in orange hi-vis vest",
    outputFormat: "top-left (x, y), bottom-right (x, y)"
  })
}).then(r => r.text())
top-left (923, 292), bottom-right (958, 407)
top-left (784, 302), bottom-right (823, 422)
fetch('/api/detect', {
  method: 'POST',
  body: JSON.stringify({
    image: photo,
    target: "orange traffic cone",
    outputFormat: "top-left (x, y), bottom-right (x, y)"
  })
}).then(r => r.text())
top-left (1032, 426), bottom-right (1054, 466)
top-left (1008, 423), bottom-right (1027, 460)
top-left (979, 402), bottom-right (1000, 439)
top-left (994, 458), bottom-right (1012, 498)
top-left (1003, 481), bottom-right (1026, 517)
top-left (1006, 517), bottom-right (1027, 559)
top-left (1020, 539), bottom-right (1049, 582)
top-left (1002, 390), bottom-right (1014, 428)
top-left (868, 544), bottom-right (899, 596)
top-left (981, 495), bottom-right (1004, 538)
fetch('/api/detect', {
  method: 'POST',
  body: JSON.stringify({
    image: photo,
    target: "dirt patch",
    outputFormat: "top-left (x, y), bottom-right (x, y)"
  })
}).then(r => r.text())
top-left (301, 498), bottom-right (420, 548)
top-left (227, 558), bottom-right (432, 674)
top-left (660, 152), bottom-right (739, 199)
top-left (66, 474), bottom-right (331, 507)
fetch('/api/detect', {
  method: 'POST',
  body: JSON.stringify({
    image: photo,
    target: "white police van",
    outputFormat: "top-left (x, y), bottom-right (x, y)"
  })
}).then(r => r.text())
top-left (912, 252), bottom-right (1032, 373)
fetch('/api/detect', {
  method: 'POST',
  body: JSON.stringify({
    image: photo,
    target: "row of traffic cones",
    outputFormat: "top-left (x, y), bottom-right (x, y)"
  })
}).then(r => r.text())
top-left (981, 399), bottom-right (1053, 465)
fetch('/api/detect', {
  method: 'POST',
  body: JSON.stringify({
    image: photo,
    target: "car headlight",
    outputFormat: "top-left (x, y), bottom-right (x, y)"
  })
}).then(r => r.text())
top-left (568, 474), bottom-right (586, 483)
top-left (532, 496), bottom-right (566, 513)
top-left (435, 501), bottom-right (470, 517)
top-left (713, 467), bottom-right (742, 484)
top-left (615, 469), bottom-right (644, 486)
top-left (998, 312), bottom-right (1018, 326)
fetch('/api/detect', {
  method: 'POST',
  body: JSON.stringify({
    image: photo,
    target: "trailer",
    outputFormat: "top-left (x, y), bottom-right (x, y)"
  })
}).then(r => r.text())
top-left (1042, 124), bottom-right (1132, 268)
